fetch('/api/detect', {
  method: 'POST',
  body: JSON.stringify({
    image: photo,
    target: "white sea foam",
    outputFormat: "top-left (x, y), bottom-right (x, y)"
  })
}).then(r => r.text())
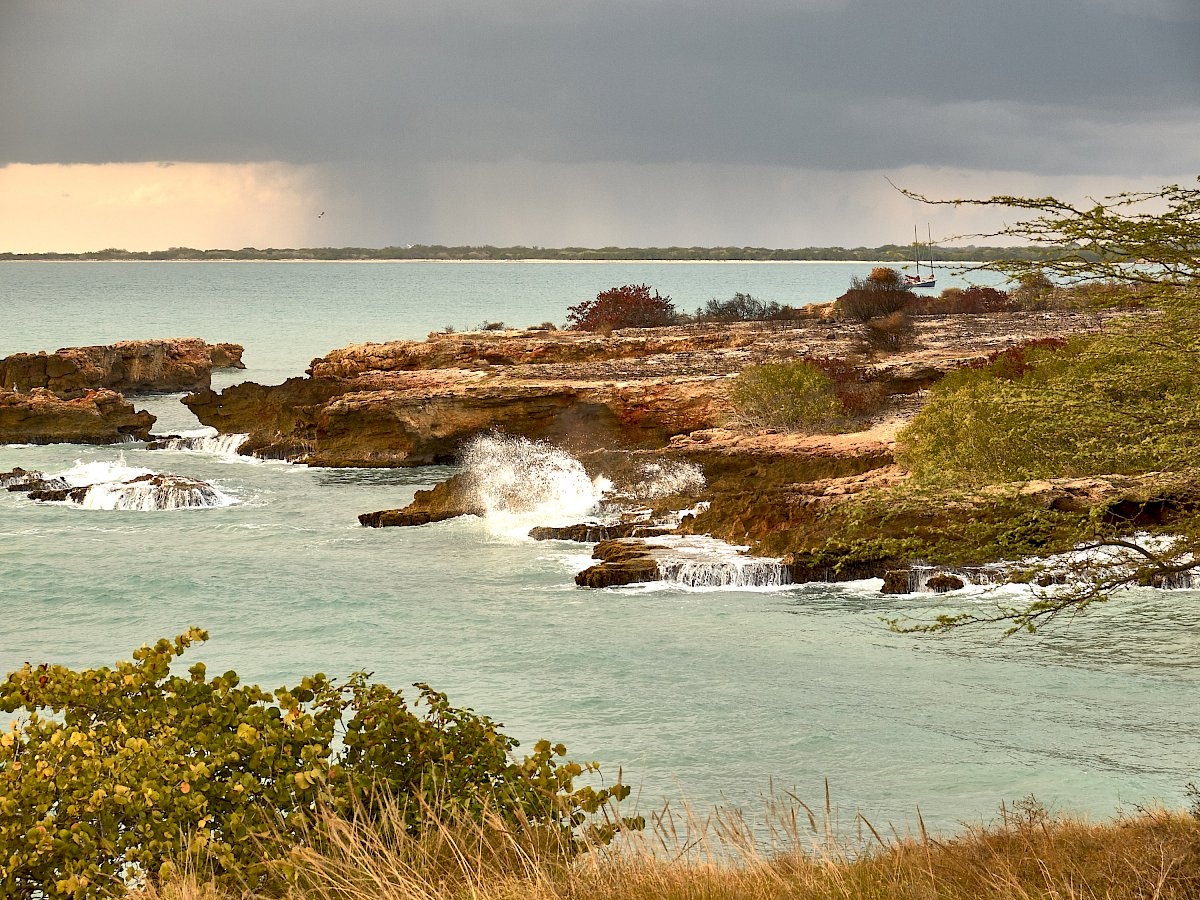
top-left (460, 434), bottom-right (611, 539)
top-left (77, 476), bottom-right (237, 511)
top-left (51, 454), bottom-right (237, 511)
top-left (153, 430), bottom-right (251, 458)
top-left (58, 456), bottom-right (154, 488)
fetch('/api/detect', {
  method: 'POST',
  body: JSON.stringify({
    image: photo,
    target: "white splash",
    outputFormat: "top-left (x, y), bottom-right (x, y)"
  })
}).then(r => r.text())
top-left (59, 456), bottom-right (154, 487)
top-left (77, 475), bottom-right (236, 511)
top-left (461, 434), bottom-right (610, 539)
top-left (50, 455), bottom-right (236, 511)
top-left (156, 430), bottom-right (250, 457)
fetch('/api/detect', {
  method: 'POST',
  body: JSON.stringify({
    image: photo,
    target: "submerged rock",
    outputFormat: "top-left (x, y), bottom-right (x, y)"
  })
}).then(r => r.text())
top-left (0, 388), bottom-right (155, 444)
top-left (7, 465), bottom-right (233, 510)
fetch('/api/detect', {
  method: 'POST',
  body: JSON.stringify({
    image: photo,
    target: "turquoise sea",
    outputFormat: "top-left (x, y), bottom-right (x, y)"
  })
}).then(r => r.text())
top-left (1, 261), bottom-right (1197, 834)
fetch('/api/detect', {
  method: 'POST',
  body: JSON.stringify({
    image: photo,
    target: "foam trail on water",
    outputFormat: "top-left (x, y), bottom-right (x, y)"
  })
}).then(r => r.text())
top-left (461, 435), bottom-right (610, 539)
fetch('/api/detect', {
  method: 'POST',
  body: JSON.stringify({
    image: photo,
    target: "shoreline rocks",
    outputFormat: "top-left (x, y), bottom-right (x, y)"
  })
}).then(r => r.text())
top-left (0, 388), bottom-right (155, 444)
top-left (0, 338), bottom-right (245, 398)
top-left (186, 312), bottom-right (1116, 466)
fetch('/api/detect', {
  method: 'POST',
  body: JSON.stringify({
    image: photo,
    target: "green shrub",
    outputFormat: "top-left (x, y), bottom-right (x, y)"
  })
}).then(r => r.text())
top-left (730, 361), bottom-right (845, 431)
top-left (897, 319), bottom-right (1200, 483)
top-left (0, 630), bottom-right (635, 897)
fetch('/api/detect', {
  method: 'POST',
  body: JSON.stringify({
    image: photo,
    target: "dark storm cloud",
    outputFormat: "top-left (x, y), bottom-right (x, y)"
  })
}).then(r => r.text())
top-left (1, 0), bottom-right (1196, 175)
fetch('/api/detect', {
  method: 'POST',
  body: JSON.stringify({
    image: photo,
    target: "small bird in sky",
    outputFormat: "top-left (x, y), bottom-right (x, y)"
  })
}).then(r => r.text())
top-left (317, 211), bottom-right (325, 218)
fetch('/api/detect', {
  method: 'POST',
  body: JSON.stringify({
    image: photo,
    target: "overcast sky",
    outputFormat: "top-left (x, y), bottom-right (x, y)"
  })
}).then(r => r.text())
top-left (1, 0), bottom-right (1196, 251)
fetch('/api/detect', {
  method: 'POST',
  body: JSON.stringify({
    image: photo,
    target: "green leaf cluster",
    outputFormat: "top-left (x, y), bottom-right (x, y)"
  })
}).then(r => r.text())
top-left (0, 630), bottom-right (635, 898)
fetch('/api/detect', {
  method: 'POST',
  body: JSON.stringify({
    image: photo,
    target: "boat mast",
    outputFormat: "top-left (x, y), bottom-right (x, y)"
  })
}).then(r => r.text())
top-left (926, 223), bottom-right (935, 279)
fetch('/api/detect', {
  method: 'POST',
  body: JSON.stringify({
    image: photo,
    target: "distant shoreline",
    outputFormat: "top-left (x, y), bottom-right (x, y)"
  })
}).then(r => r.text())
top-left (0, 257), bottom-right (971, 265)
top-left (0, 244), bottom-right (1052, 264)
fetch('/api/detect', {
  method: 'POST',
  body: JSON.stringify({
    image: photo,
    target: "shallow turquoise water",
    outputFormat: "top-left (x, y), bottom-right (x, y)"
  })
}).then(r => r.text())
top-left (1, 262), bottom-right (1196, 834)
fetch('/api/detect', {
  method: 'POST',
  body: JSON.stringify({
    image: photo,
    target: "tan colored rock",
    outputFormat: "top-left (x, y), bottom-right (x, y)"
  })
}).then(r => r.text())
top-left (187, 309), bottom-right (1124, 465)
top-left (0, 339), bottom-right (245, 397)
top-left (0, 388), bottom-right (155, 444)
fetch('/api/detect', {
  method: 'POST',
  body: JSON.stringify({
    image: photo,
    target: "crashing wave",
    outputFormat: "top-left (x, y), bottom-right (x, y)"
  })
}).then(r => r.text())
top-left (460, 434), bottom-right (611, 538)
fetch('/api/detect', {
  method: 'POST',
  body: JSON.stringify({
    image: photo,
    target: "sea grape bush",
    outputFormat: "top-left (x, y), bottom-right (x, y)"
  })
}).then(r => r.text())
top-left (565, 284), bottom-right (676, 331)
top-left (0, 629), bottom-right (636, 898)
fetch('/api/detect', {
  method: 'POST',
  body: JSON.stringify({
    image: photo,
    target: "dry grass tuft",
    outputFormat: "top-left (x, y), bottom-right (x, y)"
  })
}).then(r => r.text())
top-left (130, 792), bottom-right (1200, 900)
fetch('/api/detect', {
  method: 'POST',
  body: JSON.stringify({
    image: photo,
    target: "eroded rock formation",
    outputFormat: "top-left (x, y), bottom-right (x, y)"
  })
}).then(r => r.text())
top-left (0, 339), bottom-right (245, 397)
top-left (188, 311), bottom-right (1115, 466)
top-left (0, 388), bottom-right (155, 444)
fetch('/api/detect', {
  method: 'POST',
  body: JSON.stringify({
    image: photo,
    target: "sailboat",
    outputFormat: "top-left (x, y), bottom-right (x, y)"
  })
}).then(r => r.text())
top-left (904, 225), bottom-right (936, 288)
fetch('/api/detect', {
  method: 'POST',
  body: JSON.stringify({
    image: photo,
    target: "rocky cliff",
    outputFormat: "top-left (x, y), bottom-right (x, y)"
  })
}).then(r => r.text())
top-left (0, 339), bottom-right (245, 397)
top-left (0, 388), bottom-right (155, 444)
top-left (186, 311), bottom-right (1112, 466)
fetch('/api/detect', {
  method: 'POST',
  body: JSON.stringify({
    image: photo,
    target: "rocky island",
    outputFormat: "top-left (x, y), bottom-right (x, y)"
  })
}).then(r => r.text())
top-left (0, 338), bottom-right (245, 444)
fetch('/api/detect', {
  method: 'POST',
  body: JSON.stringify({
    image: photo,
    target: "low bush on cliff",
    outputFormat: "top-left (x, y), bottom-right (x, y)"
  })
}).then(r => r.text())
top-left (897, 314), bottom-right (1200, 484)
top-left (566, 284), bottom-right (677, 332)
top-left (729, 361), bottom-right (846, 431)
top-left (694, 292), bottom-right (793, 323)
top-left (0, 630), bottom-right (635, 897)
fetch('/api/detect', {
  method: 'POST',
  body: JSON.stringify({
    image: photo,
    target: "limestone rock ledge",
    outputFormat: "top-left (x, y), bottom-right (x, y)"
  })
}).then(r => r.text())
top-left (0, 388), bottom-right (155, 444)
top-left (0, 338), bottom-right (245, 397)
top-left (185, 311), bottom-right (1113, 465)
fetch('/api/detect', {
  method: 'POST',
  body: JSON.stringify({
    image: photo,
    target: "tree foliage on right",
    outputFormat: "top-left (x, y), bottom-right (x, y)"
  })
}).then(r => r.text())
top-left (891, 178), bottom-right (1200, 631)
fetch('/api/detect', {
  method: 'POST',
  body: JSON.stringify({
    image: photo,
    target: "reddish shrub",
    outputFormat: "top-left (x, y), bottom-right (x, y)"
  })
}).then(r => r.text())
top-left (836, 268), bottom-right (913, 322)
top-left (963, 337), bottom-right (1070, 379)
top-left (566, 284), bottom-right (677, 332)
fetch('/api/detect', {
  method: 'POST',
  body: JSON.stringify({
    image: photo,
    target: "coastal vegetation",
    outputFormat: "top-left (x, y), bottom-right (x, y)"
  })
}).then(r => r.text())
top-left (129, 799), bottom-right (1200, 900)
top-left (565, 284), bottom-right (677, 331)
top-left (6, 634), bottom-right (1199, 899)
top-left (0, 630), bottom-right (635, 898)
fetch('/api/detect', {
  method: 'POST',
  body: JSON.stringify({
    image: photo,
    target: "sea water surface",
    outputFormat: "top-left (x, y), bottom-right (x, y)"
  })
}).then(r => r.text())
top-left (1, 261), bottom-right (1197, 834)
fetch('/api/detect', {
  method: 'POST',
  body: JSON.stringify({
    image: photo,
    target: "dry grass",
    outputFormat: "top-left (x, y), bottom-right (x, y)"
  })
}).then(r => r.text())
top-left (129, 793), bottom-right (1200, 900)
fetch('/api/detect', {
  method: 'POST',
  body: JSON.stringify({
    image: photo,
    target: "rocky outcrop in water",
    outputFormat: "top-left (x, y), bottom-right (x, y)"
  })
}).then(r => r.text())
top-left (0, 388), bottom-right (155, 444)
top-left (358, 473), bottom-right (482, 527)
top-left (574, 539), bottom-right (663, 588)
top-left (0, 338), bottom-right (245, 397)
top-left (4, 465), bottom-right (233, 510)
top-left (186, 312), bottom-right (1114, 466)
